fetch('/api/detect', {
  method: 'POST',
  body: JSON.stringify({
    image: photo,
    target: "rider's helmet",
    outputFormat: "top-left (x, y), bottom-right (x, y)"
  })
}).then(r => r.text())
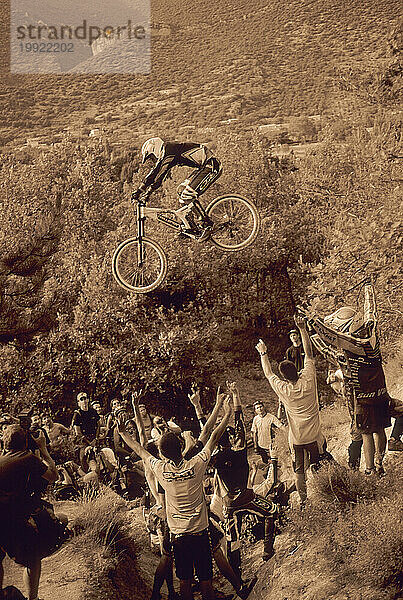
top-left (141, 137), bottom-right (165, 163)
top-left (324, 306), bottom-right (363, 333)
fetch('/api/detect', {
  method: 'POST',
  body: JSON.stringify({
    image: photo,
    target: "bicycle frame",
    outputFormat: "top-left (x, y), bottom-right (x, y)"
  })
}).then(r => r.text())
top-left (136, 198), bottom-right (199, 264)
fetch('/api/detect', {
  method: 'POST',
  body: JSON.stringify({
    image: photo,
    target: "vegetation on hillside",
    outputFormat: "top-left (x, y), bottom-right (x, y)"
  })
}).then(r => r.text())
top-left (284, 458), bottom-right (403, 600)
top-left (66, 488), bottom-right (148, 600)
top-left (0, 14), bottom-right (401, 421)
top-left (0, 2), bottom-right (401, 147)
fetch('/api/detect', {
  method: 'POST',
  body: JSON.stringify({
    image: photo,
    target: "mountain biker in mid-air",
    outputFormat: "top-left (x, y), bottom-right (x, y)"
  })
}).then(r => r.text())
top-left (131, 137), bottom-right (222, 241)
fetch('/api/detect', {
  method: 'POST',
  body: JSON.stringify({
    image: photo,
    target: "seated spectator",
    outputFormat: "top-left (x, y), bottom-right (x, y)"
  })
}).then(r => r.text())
top-left (104, 399), bottom-right (124, 447)
top-left (42, 416), bottom-right (70, 447)
top-left (71, 392), bottom-right (100, 469)
top-left (0, 425), bottom-right (58, 600)
top-left (91, 402), bottom-right (107, 439)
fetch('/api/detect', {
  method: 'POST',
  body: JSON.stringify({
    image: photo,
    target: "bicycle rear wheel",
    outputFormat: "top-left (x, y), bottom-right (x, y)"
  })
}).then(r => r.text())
top-left (112, 237), bottom-right (168, 293)
top-left (206, 195), bottom-right (260, 251)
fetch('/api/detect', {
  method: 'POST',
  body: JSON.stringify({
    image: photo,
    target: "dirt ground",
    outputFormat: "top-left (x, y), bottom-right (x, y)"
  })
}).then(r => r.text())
top-left (2, 547), bottom-right (85, 600)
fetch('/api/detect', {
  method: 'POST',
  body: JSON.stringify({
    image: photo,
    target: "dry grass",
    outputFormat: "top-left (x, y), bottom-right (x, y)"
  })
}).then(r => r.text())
top-left (310, 462), bottom-right (378, 506)
top-left (285, 455), bottom-right (403, 600)
top-left (65, 487), bottom-right (150, 600)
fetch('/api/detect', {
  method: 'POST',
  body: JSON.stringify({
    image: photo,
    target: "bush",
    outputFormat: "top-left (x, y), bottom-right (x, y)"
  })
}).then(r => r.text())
top-left (66, 487), bottom-right (150, 600)
top-left (310, 462), bottom-right (378, 506)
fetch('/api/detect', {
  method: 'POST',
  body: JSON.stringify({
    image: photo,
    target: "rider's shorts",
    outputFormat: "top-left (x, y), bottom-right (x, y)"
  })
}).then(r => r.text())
top-left (188, 157), bottom-right (222, 196)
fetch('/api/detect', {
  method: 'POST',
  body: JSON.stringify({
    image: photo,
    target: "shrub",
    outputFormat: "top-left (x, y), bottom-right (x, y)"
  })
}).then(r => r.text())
top-left (69, 487), bottom-right (127, 551)
top-left (287, 456), bottom-right (403, 600)
top-left (66, 487), bottom-right (150, 600)
top-left (310, 462), bottom-right (378, 506)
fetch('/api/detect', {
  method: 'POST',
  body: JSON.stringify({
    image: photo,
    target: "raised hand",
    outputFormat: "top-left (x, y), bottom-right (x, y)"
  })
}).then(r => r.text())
top-left (188, 383), bottom-right (201, 406)
top-left (116, 412), bottom-right (127, 433)
top-left (215, 385), bottom-right (227, 405)
top-left (256, 339), bottom-right (267, 355)
top-left (35, 429), bottom-right (47, 449)
top-left (226, 380), bottom-right (238, 395)
top-left (132, 388), bottom-right (145, 402)
top-left (294, 313), bottom-right (306, 330)
top-left (223, 395), bottom-right (232, 415)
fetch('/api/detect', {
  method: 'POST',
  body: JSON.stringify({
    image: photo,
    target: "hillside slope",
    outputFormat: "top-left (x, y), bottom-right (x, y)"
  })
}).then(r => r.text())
top-left (1, 0), bottom-right (400, 145)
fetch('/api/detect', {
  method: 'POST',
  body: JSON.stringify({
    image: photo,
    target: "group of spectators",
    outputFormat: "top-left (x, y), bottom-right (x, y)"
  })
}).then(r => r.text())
top-left (0, 280), bottom-right (402, 600)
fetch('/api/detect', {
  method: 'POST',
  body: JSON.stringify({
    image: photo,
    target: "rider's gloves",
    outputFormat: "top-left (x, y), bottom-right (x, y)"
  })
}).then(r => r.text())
top-left (131, 189), bottom-right (141, 201)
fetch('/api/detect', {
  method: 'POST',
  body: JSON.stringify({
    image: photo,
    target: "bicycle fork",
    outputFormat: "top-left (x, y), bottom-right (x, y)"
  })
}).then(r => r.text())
top-left (137, 200), bottom-right (146, 266)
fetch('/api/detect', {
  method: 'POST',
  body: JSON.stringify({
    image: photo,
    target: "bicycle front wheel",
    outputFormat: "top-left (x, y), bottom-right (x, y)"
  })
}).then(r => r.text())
top-left (112, 237), bottom-right (168, 293)
top-left (206, 195), bottom-right (260, 251)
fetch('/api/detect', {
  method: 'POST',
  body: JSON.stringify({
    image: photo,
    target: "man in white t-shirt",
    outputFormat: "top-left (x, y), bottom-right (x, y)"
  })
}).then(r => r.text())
top-left (251, 401), bottom-right (284, 464)
top-left (117, 398), bottom-right (232, 600)
top-left (256, 314), bottom-right (323, 507)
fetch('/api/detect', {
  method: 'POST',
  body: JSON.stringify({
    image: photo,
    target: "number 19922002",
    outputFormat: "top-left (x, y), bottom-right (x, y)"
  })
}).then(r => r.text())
top-left (20, 42), bottom-right (74, 52)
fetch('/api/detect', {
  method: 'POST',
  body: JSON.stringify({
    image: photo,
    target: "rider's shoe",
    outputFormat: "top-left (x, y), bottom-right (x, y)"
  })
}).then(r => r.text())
top-left (178, 225), bottom-right (212, 242)
top-left (195, 225), bottom-right (213, 242)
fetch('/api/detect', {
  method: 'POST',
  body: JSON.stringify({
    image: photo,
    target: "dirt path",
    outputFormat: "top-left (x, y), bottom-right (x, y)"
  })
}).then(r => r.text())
top-left (3, 548), bottom-right (85, 600)
top-left (2, 502), bottom-right (85, 600)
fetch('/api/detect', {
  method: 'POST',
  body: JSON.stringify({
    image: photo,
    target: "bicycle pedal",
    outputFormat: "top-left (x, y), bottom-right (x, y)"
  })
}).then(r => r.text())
top-left (178, 229), bottom-right (198, 240)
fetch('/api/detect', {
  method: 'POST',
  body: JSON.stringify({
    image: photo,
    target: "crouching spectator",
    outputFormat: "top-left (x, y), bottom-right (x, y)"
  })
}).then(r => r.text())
top-left (0, 425), bottom-right (59, 600)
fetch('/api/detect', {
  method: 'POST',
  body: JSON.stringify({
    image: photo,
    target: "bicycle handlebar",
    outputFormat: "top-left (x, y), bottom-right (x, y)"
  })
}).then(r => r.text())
top-left (131, 190), bottom-right (152, 203)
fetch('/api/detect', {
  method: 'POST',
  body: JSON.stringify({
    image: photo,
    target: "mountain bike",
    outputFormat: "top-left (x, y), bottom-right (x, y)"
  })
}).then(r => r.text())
top-left (112, 191), bottom-right (260, 293)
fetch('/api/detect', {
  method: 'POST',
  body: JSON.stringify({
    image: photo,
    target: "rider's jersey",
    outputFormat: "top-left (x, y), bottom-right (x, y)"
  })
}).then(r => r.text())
top-left (309, 284), bottom-right (387, 406)
top-left (143, 142), bottom-right (213, 192)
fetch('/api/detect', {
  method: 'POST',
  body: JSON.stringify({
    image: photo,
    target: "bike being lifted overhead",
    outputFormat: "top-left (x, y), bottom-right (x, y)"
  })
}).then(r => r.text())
top-left (112, 190), bottom-right (260, 293)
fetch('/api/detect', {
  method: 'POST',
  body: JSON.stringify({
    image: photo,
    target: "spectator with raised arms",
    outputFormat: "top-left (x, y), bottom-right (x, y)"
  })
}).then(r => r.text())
top-left (256, 314), bottom-right (323, 508)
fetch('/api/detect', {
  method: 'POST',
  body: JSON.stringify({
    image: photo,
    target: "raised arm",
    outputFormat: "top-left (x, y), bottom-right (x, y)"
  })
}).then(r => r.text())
top-left (198, 386), bottom-right (225, 445)
top-left (204, 396), bottom-right (232, 455)
top-left (256, 339), bottom-right (275, 379)
top-left (188, 384), bottom-right (206, 426)
top-left (226, 380), bottom-right (247, 449)
top-left (294, 314), bottom-right (313, 359)
top-left (117, 415), bottom-right (152, 462)
top-left (131, 392), bottom-right (147, 447)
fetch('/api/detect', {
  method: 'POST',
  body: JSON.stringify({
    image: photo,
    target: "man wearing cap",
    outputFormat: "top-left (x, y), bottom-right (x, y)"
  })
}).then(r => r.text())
top-left (285, 329), bottom-right (305, 373)
top-left (71, 392), bottom-right (100, 470)
top-left (71, 392), bottom-right (100, 445)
